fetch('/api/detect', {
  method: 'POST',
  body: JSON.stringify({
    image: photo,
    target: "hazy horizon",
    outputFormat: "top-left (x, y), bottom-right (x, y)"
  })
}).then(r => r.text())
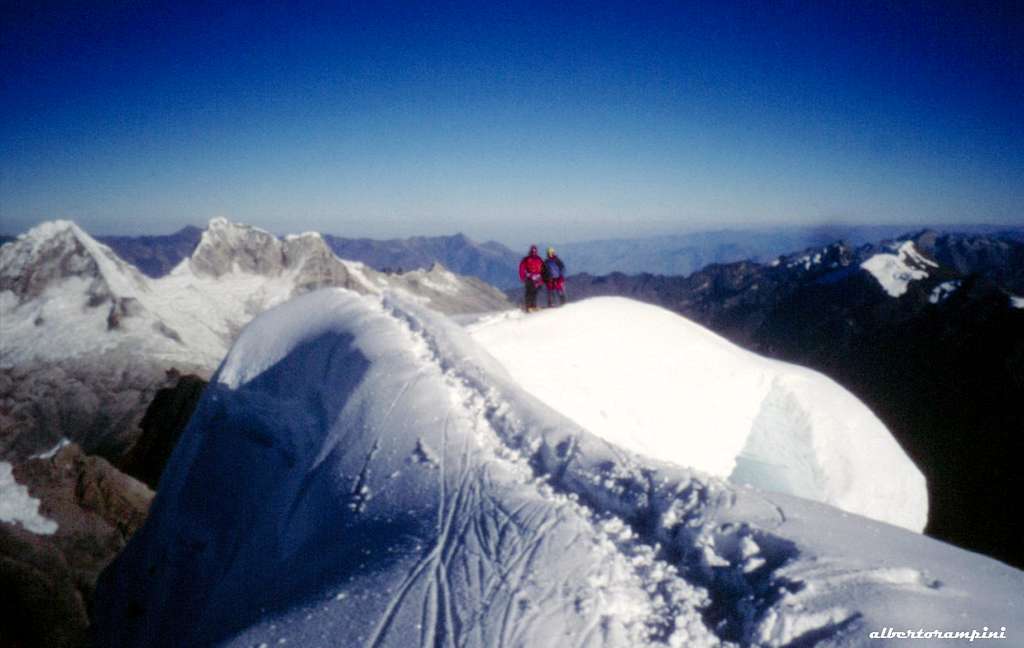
top-left (2, 2), bottom-right (1021, 244)
top-left (4, 217), bottom-right (1022, 253)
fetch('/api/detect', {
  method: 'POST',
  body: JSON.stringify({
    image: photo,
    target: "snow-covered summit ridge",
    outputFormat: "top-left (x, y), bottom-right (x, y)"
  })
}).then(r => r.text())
top-left (861, 241), bottom-right (939, 297)
top-left (190, 217), bottom-right (299, 279)
top-left (469, 297), bottom-right (927, 532)
top-left (95, 289), bottom-right (1024, 648)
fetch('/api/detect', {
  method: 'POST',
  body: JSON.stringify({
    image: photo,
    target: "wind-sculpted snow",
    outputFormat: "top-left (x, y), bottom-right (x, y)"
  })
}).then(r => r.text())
top-left (94, 291), bottom-right (1024, 647)
top-left (468, 298), bottom-right (927, 533)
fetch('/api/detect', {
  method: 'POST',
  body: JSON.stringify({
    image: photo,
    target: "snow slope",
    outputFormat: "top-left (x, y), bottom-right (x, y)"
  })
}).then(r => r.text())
top-left (95, 290), bottom-right (1023, 648)
top-left (860, 241), bottom-right (938, 297)
top-left (0, 461), bottom-right (58, 534)
top-left (0, 219), bottom-right (509, 370)
top-left (468, 298), bottom-right (927, 533)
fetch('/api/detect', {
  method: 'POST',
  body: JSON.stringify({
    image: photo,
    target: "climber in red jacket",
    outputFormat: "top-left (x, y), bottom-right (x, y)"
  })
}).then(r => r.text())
top-left (518, 245), bottom-right (545, 312)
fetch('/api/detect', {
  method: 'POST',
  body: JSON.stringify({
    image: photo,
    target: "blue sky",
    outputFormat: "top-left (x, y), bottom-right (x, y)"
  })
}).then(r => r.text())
top-left (2, 1), bottom-right (1021, 244)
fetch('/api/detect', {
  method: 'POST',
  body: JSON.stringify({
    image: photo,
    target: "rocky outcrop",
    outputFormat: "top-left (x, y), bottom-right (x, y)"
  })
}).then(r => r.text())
top-left (118, 374), bottom-right (207, 489)
top-left (1, 444), bottom-right (152, 647)
top-left (281, 233), bottom-right (371, 294)
top-left (188, 218), bottom-right (286, 278)
top-left (0, 361), bottom-right (184, 464)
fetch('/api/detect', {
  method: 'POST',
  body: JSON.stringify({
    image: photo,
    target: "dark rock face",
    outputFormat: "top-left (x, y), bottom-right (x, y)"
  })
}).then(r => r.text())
top-left (923, 232), bottom-right (1024, 293)
top-left (98, 226), bottom-right (203, 278)
top-left (0, 360), bottom-right (185, 464)
top-left (0, 225), bottom-right (108, 304)
top-left (0, 444), bottom-right (152, 648)
top-left (567, 232), bottom-right (1024, 569)
top-left (189, 219), bottom-right (286, 278)
top-left (118, 374), bottom-right (207, 489)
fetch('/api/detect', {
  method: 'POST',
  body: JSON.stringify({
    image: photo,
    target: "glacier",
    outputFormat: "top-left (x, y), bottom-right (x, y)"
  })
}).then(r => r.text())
top-left (94, 290), bottom-right (1024, 647)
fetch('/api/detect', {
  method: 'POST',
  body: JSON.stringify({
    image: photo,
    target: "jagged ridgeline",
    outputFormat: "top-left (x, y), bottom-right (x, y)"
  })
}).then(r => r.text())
top-left (0, 218), bottom-right (510, 457)
top-left (2, 221), bottom-right (1023, 647)
top-left (565, 230), bottom-right (1024, 569)
top-left (0, 218), bottom-right (515, 646)
top-left (92, 290), bottom-right (1022, 647)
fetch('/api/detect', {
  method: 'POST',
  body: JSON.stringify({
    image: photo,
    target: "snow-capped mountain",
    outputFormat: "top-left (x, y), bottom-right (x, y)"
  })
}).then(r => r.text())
top-left (0, 218), bottom-right (510, 370)
top-left (84, 226), bottom-right (525, 288)
top-left (859, 240), bottom-right (940, 297)
top-left (565, 231), bottom-right (1024, 569)
top-left (66, 223), bottom-right (1024, 291)
top-left (0, 220), bottom-right (150, 305)
top-left (94, 290), bottom-right (1022, 648)
top-left (551, 225), bottom-right (1024, 278)
top-left (324, 232), bottom-right (522, 289)
top-left (0, 219), bottom-right (510, 463)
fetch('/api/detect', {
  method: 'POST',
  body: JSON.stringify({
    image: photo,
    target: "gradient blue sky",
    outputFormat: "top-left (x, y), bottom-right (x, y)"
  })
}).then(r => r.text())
top-left (2, 1), bottom-right (1022, 244)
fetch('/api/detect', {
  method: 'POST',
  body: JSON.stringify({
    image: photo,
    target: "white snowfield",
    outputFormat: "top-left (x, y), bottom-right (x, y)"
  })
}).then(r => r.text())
top-left (94, 290), bottom-right (1023, 648)
top-left (468, 298), bottom-right (928, 533)
top-left (0, 219), bottom-right (508, 370)
top-left (0, 461), bottom-right (58, 535)
top-left (860, 241), bottom-right (938, 297)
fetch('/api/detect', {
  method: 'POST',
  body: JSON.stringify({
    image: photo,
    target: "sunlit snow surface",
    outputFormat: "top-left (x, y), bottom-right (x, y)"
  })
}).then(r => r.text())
top-left (0, 219), bottom-right (506, 370)
top-left (929, 280), bottom-right (961, 304)
top-left (95, 290), bottom-right (1023, 648)
top-left (860, 241), bottom-right (937, 297)
top-left (468, 298), bottom-right (926, 532)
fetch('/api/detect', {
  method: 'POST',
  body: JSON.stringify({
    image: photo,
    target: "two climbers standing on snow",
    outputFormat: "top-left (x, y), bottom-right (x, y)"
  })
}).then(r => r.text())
top-left (518, 245), bottom-right (567, 312)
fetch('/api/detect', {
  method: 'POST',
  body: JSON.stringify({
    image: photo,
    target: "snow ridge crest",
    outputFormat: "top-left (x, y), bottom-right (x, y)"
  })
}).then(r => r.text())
top-left (94, 290), bottom-right (1024, 648)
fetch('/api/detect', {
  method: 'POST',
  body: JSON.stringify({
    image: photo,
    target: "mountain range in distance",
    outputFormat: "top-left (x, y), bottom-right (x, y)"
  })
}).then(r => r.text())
top-left (3, 218), bottom-right (1023, 645)
top-left (0, 218), bottom-right (515, 645)
top-left (1, 218), bottom-right (511, 462)
top-left (566, 231), bottom-right (1024, 569)
top-left (6, 222), bottom-right (1020, 289)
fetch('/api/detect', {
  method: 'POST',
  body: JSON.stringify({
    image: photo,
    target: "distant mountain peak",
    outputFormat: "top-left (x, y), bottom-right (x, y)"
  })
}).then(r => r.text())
top-left (776, 241), bottom-right (854, 272)
top-left (2, 218), bottom-right (510, 370)
top-left (283, 230), bottom-right (324, 242)
top-left (189, 218), bottom-right (286, 278)
top-left (0, 219), bottom-right (148, 303)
